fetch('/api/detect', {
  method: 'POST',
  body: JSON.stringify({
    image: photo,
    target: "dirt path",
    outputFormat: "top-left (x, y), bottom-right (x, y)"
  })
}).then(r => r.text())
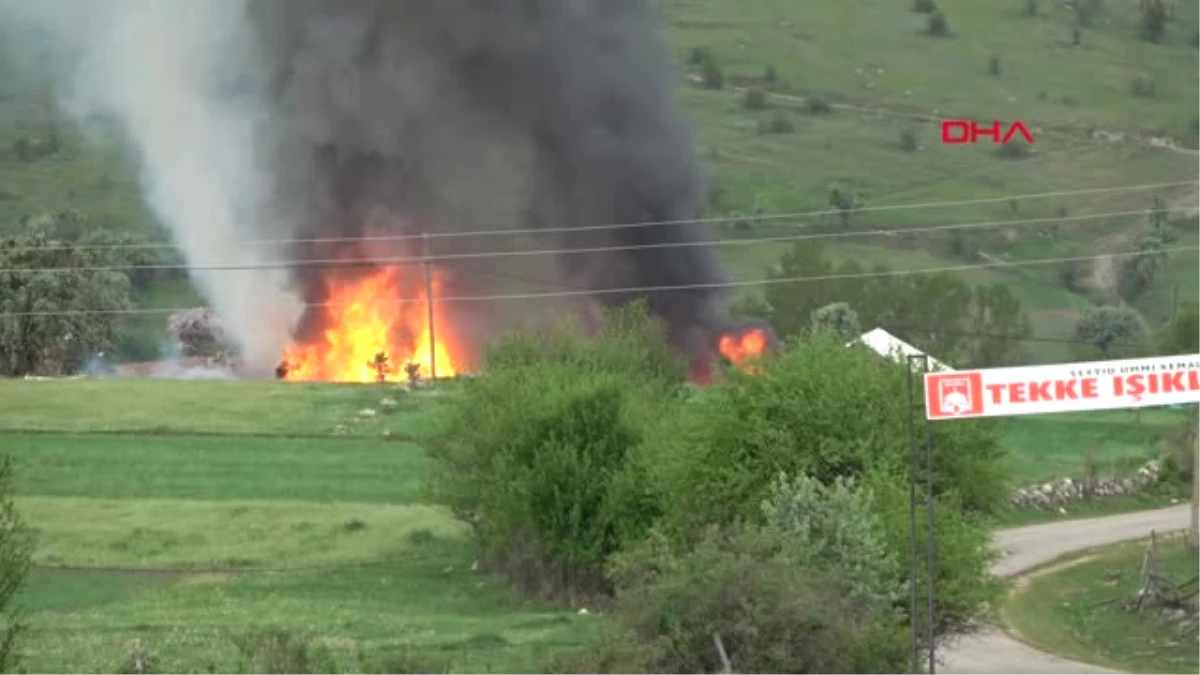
top-left (939, 504), bottom-right (1192, 674)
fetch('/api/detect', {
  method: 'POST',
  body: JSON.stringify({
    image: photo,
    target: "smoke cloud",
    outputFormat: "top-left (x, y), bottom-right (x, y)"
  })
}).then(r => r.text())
top-left (0, 0), bottom-right (732, 370)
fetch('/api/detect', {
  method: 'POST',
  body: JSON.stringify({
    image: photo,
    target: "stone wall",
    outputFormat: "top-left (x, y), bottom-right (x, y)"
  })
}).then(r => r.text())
top-left (1010, 459), bottom-right (1163, 510)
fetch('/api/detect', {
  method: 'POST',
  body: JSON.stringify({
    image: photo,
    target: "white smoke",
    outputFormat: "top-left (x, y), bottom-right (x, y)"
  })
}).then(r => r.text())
top-left (0, 0), bottom-right (302, 369)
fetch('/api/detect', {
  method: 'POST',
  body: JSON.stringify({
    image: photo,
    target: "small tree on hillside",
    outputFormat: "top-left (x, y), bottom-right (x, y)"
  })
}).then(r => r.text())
top-left (1138, 0), bottom-right (1169, 43)
top-left (701, 56), bottom-right (724, 89)
top-left (1073, 304), bottom-right (1146, 359)
top-left (811, 302), bottom-right (861, 343)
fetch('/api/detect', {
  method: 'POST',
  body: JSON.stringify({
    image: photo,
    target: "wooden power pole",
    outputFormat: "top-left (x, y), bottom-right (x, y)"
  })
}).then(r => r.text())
top-left (422, 232), bottom-right (437, 381)
top-left (1192, 404), bottom-right (1198, 550)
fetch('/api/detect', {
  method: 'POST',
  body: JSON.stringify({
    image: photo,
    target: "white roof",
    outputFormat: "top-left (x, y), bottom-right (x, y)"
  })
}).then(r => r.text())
top-left (846, 327), bottom-right (955, 372)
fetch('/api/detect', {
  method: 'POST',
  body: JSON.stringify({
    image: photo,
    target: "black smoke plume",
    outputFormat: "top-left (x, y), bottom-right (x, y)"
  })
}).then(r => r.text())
top-left (0, 0), bottom-right (735, 370)
top-left (245, 0), bottom-right (731, 365)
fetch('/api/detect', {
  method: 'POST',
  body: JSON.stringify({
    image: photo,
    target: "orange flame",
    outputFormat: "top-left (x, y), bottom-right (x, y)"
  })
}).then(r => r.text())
top-left (280, 267), bottom-right (462, 383)
top-left (719, 327), bottom-right (770, 374)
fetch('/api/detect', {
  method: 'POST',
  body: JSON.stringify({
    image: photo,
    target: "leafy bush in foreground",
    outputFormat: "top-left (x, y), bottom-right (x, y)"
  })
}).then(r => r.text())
top-left (603, 472), bottom-right (909, 673)
top-left (427, 304), bottom-right (682, 599)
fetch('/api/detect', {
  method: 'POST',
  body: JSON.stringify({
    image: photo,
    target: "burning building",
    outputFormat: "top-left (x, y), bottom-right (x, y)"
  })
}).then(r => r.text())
top-left (2, 0), bottom-right (775, 382)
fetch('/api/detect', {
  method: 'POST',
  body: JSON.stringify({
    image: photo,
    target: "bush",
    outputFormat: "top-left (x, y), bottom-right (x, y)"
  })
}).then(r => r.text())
top-left (763, 64), bottom-right (778, 85)
top-left (863, 471), bottom-right (1002, 636)
top-left (1138, 0), bottom-right (1168, 43)
top-left (742, 86), bottom-right (768, 110)
top-left (802, 96), bottom-right (832, 115)
top-left (700, 57), bottom-right (724, 90)
top-left (926, 11), bottom-right (950, 36)
top-left (899, 128), bottom-right (919, 152)
top-left (758, 111), bottom-right (794, 134)
top-left (912, 0), bottom-right (938, 13)
top-left (995, 142), bottom-right (1032, 159)
top-left (233, 629), bottom-right (337, 674)
top-left (686, 46), bottom-right (712, 67)
top-left (1129, 73), bottom-right (1157, 98)
top-left (642, 334), bottom-right (1009, 524)
top-left (427, 304), bottom-right (683, 599)
top-left (607, 524), bottom-right (910, 674)
top-left (1022, 0), bottom-right (1039, 16)
top-left (988, 55), bottom-right (1001, 76)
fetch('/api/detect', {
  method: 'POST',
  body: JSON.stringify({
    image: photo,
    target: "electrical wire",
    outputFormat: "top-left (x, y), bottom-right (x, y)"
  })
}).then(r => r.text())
top-left (2, 245), bottom-right (1194, 319)
top-left (4, 179), bottom-right (1192, 255)
top-left (0, 207), bottom-right (1170, 276)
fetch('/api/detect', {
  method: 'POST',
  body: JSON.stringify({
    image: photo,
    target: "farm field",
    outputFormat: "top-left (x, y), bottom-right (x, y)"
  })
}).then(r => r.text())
top-left (0, 378), bottom-right (1188, 671)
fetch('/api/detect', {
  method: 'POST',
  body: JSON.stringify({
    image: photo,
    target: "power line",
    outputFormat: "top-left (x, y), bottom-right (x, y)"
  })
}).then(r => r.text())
top-left (6, 179), bottom-right (1193, 255)
top-left (3, 245), bottom-right (1194, 319)
top-left (0, 207), bottom-right (1166, 275)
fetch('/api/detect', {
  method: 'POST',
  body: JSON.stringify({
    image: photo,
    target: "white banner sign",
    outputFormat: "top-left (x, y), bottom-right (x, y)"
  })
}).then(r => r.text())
top-left (924, 354), bottom-right (1200, 420)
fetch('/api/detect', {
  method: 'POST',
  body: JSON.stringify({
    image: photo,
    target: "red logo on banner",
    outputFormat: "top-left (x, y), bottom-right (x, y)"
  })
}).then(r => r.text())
top-left (926, 372), bottom-right (984, 418)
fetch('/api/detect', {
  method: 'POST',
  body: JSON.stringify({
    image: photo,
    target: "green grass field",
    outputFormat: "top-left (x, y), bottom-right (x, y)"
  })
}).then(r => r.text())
top-left (0, 381), bottom-right (600, 672)
top-left (1003, 533), bottom-right (1199, 674)
top-left (0, 378), bottom-right (1189, 671)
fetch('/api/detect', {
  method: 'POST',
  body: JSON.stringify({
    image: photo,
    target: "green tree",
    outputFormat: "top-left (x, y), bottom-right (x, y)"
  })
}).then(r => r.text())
top-left (426, 303), bottom-right (682, 598)
top-left (967, 283), bottom-right (1033, 367)
top-left (1073, 305), bottom-right (1146, 359)
top-left (640, 335), bottom-right (1005, 636)
top-left (1118, 230), bottom-right (1171, 302)
top-left (810, 302), bottom-right (860, 342)
top-left (1138, 0), bottom-right (1169, 42)
top-left (1072, 0), bottom-right (1104, 26)
top-left (0, 227), bottom-right (133, 376)
top-left (761, 241), bottom-right (1030, 367)
top-left (1157, 303), bottom-right (1199, 354)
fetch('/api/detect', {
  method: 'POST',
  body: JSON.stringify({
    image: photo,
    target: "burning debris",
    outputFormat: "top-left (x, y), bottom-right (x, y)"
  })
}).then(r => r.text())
top-left (167, 308), bottom-right (231, 360)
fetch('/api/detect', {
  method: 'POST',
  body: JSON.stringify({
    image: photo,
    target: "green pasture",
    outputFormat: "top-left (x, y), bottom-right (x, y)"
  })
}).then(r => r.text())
top-left (0, 377), bottom-right (1187, 670)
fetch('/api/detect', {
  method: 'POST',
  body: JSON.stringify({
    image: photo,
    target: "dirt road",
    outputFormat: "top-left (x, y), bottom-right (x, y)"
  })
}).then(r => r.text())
top-left (939, 504), bottom-right (1191, 674)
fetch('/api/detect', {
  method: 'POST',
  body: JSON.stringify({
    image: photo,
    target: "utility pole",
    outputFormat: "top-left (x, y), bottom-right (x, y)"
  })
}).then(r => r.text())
top-left (422, 232), bottom-right (437, 381)
top-left (1190, 401), bottom-right (1200, 550)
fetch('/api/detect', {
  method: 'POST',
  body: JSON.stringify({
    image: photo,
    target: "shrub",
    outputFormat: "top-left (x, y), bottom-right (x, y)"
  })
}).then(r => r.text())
top-left (427, 304), bottom-right (682, 599)
top-left (233, 629), bottom-right (337, 674)
top-left (995, 142), bottom-right (1032, 159)
top-left (926, 11), bottom-right (950, 37)
top-left (758, 111), bottom-right (794, 134)
top-left (810, 302), bottom-right (861, 342)
top-left (899, 128), bottom-right (919, 151)
top-left (644, 335), bottom-right (1007, 527)
top-left (763, 64), bottom-right (778, 85)
top-left (1137, 0), bottom-right (1168, 43)
top-left (700, 57), bottom-right (724, 89)
top-left (912, 0), bottom-right (938, 13)
top-left (802, 96), bottom-right (832, 115)
top-left (863, 470), bottom-right (1002, 636)
top-left (607, 524), bottom-right (910, 674)
top-left (686, 46), bottom-right (712, 67)
top-left (742, 86), bottom-right (768, 110)
top-left (1129, 73), bottom-right (1157, 98)
top-left (1022, 0), bottom-right (1039, 16)
top-left (988, 55), bottom-right (1001, 76)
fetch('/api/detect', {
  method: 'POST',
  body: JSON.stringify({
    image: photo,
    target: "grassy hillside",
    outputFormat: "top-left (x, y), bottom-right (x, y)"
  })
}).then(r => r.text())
top-left (0, 377), bottom-right (1187, 670)
top-left (1, 0), bottom-right (1196, 365)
